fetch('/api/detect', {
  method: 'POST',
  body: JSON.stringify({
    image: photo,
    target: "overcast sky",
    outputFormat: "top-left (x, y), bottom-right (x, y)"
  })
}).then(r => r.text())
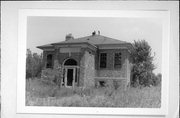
top-left (27, 16), bottom-right (162, 74)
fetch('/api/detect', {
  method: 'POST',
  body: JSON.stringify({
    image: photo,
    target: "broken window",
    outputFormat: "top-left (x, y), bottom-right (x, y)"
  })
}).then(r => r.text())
top-left (100, 53), bottom-right (107, 68)
top-left (46, 54), bottom-right (53, 68)
top-left (114, 52), bottom-right (122, 69)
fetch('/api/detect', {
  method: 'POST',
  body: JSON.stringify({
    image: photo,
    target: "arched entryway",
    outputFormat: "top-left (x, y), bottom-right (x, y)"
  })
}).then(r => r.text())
top-left (62, 58), bottom-right (78, 87)
top-left (64, 58), bottom-right (77, 66)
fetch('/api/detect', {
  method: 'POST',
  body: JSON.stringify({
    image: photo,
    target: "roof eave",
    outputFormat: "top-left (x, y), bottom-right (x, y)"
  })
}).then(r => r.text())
top-left (97, 43), bottom-right (133, 50)
top-left (36, 45), bottom-right (54, 50)
top-left (52, 41), bottom-right (97, 49)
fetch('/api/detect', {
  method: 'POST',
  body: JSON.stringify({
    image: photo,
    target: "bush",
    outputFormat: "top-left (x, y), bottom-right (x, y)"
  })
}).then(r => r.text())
top-left (26, 78), bottom-right (58, 98)
top-left (41, 68), bottom-right (61, 86)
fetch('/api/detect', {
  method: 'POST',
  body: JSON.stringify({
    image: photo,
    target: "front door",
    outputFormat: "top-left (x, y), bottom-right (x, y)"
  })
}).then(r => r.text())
top-left (65, 68), bottom-right (75, 87)
top-left (67, 69), bottom-right (73, 86)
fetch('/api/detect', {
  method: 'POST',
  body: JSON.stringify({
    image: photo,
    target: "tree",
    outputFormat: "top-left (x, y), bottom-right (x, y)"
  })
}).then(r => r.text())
top-left (131, 40), bottom-right (156, 87)
top-left (26, 49), bottom-right (43, 79)
top-left (26, 49), bottom-right (33, 78)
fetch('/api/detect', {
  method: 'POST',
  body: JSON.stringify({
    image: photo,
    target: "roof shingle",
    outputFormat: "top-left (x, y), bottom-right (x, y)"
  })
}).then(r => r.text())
top-left (37, 34), bottom-right (130, 49)
top-left (53, 35), bottom-right (128, 45)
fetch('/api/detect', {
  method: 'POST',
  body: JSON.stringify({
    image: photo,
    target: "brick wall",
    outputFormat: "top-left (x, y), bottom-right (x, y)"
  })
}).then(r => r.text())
top-left (79, 48), bottom-right (95, 87)
top-left (43, 51), bottom-right (55, 69)
top-left (83, 51), bottom-right (95, 88)
top-left (43, 50), bottom-right (82, 67)
top-left (79, 53), bottom-right (85, 87)
top-left (96, 49), bottom-right (127, 78)
top-left (95, 49), bottom-right (132, 88)
top-left (43, 48), bottom-right (131, 88)
top-left (58, 52), bottom-right (82, 66)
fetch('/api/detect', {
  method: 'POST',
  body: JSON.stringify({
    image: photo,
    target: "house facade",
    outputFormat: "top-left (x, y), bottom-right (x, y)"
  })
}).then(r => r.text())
top-left (37, 32), bottom-right (132, 88)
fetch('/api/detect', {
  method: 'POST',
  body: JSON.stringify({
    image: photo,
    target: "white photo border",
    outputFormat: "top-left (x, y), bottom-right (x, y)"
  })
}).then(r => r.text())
top-left (17, 9), bottom-right (170, 116)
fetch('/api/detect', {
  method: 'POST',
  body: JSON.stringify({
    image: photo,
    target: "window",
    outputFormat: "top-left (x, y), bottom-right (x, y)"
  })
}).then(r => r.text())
top-left (114, 52), bottom-right (122, 68)
top-left (100, 53), bottom-right (107, 68)
top-left (46, 54), bottom-right (53, 68)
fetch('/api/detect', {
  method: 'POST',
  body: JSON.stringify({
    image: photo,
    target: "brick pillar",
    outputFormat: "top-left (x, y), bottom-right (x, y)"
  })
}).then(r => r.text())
top-left (53, 47), bottom-right (63, 87)
top-left (126, 50), bottom-right (131, 89)
top-left (42, 51), bottom-right (47, 69)
top-left (53, 47), bottom-right (59, 69)
top-left (79, 48), bottom-right (85, 87)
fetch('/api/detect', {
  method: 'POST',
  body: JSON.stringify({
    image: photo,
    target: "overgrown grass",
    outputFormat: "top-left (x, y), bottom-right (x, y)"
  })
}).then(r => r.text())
top-left (26, 78), bottom-right (161, 108)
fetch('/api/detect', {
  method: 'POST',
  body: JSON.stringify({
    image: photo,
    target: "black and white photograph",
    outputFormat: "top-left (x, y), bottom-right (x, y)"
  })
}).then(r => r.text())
top-left (1, 1), bottom-right (179, 118)
top-left (25, 16), bottom-right (162, 108)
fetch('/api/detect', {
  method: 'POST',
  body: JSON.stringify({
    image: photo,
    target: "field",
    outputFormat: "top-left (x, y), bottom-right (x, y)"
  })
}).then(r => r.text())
top-left (26, 78), bottom-right (161, 108)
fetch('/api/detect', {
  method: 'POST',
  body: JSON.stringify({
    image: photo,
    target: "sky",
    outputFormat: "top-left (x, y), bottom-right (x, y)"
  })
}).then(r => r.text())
top-left (27, 16), bottom-right (162, 74)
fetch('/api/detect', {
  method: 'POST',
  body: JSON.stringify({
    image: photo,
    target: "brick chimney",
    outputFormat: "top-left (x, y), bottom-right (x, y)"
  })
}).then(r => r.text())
top-left (65, 33), bottom-right (74, 41)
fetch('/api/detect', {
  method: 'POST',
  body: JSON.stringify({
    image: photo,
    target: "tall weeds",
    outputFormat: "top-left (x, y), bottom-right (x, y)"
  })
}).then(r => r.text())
top-left (26, 78), bottom-right (161, 108)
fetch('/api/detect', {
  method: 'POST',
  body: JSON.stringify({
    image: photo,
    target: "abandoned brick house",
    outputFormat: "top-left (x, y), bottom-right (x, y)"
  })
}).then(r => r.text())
top-left (37, 31), bottom-right (132, 88)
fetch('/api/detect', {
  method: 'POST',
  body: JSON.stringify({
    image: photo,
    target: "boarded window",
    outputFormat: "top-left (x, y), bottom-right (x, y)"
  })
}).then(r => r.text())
top-left (46, 54), bottom-right (53, 68)
top-left (100, 53), bottom-right (107, 68)
top-left (114, 52), bottom-right (122, 68)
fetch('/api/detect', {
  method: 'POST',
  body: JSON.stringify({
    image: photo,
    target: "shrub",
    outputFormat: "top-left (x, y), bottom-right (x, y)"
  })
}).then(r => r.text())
top-left (41, 68), bottom-right (61, 85)
top-left (26, 78), bottom-right (58, 98)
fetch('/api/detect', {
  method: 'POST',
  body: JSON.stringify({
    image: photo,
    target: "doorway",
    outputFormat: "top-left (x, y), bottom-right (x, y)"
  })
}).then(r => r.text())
top-left (63, 58), bottom-right (78, 87)
top-left (66, 68), bottom-right (74, 86)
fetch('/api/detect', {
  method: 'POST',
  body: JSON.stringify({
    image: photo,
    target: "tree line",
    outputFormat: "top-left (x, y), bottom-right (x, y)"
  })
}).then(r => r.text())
top-left (26, 40), bottom-right (161, 87)
top-left (26, 49), bottom-right (43, 78)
